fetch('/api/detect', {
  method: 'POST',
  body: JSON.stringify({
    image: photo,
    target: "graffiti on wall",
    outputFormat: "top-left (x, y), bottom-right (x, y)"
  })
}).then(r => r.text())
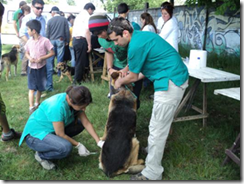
top-left (129, 6), bottom-right (240, 56)
top-left (174, 7), bottom-right (240, 56)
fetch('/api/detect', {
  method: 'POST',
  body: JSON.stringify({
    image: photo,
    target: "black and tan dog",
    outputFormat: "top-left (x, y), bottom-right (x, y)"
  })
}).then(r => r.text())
top-left (56, 62), bottom-right (75, 83)
top-left (99, 72), bottom-right (144, 177)
top-left (0, 45), bottom-right (20, 81)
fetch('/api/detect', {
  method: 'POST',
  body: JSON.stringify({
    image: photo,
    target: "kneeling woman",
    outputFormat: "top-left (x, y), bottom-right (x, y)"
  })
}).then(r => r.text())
top-left (19, 86), bottom-right (104, 170)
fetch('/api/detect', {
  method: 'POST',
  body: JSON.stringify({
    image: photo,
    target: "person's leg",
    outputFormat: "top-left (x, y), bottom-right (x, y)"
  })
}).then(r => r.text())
top-left (25, 134), bottom-right (73, 160)
top-left (45, 40), bottom-right (56, 92)
top-left (0, 93), bottom-right (10, 133)
top-left (132, 79), bottom-right (143, 110)
top-left (139, 80), bottom-right (188, 180)
top-left (73, 38), bottom-right (85, 84)
top-left (56, 39), bottom-right (65, 76)
top-left (0, 93), bottom-right (21, 141)
top-left (69, 46), bottom-right (75, 67)
top-left (65, 119), bottom-right (85, 137)
top-left (20, 38), bottom-right (28, 75)
top-left (28, 90), bottom-right (35, 109)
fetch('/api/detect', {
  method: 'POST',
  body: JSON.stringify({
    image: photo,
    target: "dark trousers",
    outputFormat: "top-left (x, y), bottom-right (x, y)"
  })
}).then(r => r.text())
top-left (73, 37), bottom-right (88, 83)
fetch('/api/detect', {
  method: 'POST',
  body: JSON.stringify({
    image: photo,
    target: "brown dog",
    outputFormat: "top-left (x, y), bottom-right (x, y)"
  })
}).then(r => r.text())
top-left (0, 45), bottom-right (20, 81)
top-left (99, 85), bottom-right (144, 177)
top-left (56, 62), bottom-right (75, 83)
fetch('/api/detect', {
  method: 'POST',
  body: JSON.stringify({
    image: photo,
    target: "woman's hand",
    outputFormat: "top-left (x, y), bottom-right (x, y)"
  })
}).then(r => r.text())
top-left (76, 142), bottom-right (90, 156)
top-left (97, 140), bottom-right (105, 148)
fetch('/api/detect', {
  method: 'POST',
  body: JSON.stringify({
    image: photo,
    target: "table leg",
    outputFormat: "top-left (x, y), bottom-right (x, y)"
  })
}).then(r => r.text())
top-left (203, 83), bottom-right (207, 127)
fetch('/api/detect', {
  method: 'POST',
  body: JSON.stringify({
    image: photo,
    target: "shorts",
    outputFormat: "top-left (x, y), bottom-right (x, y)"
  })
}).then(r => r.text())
top-left (27, 66), bottom-right (47, 92)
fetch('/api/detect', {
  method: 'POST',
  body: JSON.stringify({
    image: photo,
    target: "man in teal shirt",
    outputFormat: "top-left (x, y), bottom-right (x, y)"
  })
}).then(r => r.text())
top-left (108, 17), bottom-right (189, 180)
top-left (89, 13), bottom-right (143, 109)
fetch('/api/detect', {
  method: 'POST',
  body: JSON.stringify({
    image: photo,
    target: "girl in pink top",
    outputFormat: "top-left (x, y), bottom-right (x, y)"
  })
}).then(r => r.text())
top-left (25, 19), bottom-right (54, 114)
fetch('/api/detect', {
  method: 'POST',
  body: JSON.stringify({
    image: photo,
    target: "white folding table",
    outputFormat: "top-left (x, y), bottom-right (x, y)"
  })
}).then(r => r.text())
top-left (214, 87), bottom-right (240, 166)
top-left (173, 61), bottom-right (240, 127)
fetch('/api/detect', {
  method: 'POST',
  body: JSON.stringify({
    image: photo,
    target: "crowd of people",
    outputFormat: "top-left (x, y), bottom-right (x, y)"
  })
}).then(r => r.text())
top-left (0, 0), bottom-right (189, 180)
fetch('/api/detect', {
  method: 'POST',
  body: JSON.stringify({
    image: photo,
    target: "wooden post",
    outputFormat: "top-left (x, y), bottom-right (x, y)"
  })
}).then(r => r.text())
top-left (144, 2), bottom-right (149, 12)
top-left (113, 7), bottom-right (116, 18)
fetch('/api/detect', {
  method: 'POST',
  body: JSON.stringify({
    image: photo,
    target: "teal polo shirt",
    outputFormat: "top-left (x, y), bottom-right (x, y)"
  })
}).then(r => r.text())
top-left (98, 38), bottom-right (128, 69)
top-left (19, 93), bottom-right (75, 146)
top-left (128, 30), bottom-right (189, 91)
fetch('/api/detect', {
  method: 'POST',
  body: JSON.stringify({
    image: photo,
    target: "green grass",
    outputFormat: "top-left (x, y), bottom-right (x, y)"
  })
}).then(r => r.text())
top-left (0, 44), bottom-right (240, 180)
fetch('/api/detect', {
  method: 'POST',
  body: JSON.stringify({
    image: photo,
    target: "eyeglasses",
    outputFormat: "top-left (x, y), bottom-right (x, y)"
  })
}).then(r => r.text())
top-left (35, 6), bottom-right (44, 10)
top-left (161, 5), bottom-right (171, 9)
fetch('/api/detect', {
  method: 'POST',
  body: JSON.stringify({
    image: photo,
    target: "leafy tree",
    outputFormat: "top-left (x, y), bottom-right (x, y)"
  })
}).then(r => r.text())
top-left (185, 0), bottom-right (240, 15)
top-left (105, 0), bottom-right (164, 12)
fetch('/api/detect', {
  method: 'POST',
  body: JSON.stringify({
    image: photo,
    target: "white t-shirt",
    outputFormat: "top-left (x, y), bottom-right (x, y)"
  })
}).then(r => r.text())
top-left (159, 16), bottom-right (179, 52)
top-left (72, 10), bottom-right (90, 37)
top-left (142, 24), bottom-right (156, 33)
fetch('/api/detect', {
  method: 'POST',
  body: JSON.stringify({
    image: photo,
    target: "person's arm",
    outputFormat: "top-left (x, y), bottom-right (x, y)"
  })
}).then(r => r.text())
top-left (25, 50), bottom-right (35, 63)
top-left (106, 52), bottom-right (117, 75)
top-left (53, 121), bottom-right (79, 146)
top-left (85, 28), bottom-right (92, 53)
top-left (114, 71), bottom-right (139, 89)
top-left (36, 49), bottom-right (55, 63)
top-left (79, 111), bottom-right (100, 144)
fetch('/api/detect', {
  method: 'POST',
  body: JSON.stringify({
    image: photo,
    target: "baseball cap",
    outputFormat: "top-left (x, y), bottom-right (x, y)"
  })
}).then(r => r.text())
top-left (49, 6), bottom-right (59, 13)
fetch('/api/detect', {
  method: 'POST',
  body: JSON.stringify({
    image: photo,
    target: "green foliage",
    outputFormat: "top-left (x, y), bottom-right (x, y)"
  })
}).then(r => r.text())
top-left (105, 0), bottom-right (163, 13)
top-left (66, 0), bottom-right (75, 6)
top-left (0, 44), bottom-right (240, 180)
top-left (184, 0), bottom-right (240, 15)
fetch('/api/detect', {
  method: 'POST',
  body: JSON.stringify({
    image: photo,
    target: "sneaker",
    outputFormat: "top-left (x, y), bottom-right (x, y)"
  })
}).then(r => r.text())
top-left (34, 103), bottom-right (40, 109)
top-left (130, 173), bottom-right (150, 180)
top-left (29, 106), bottom-right (36, 115)
top-left (107, 93), bottom-right (110, 99)
top-left (21, 73), bottom-right (27, 76)
top-left (1, 128), bottom-right (22, 142)
top-left (34, 152), bottom-right (56, 170)
top-left (41, 93), bottom-right (47, 98)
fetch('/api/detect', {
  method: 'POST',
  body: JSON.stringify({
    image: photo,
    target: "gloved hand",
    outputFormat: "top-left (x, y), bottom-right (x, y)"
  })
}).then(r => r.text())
top-left (76, 142), bottom-right (90, 156)
top-left (97, 140), bottom-right (105, 148)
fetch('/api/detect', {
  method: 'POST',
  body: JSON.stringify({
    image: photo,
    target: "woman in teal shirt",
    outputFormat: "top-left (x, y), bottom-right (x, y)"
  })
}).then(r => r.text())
top-left (19, 85), bottom-right (104, 170)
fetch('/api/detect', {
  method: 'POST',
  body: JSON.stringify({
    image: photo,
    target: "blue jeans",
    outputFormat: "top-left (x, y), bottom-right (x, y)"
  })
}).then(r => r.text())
top-left (69, 46), bottom-right (75, 67)
top-left (25, 120), bottom-right (84, 160)
top-left (46, 39), bottom-right (65, 91)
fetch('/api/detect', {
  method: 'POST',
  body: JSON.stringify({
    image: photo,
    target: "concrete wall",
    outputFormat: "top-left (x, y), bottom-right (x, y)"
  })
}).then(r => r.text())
top-left (127, 5), bottom-right (240, 57)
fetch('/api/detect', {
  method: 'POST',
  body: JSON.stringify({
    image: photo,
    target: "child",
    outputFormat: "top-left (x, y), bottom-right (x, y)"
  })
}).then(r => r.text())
top-left (25, 19), bottom-right (54, 114)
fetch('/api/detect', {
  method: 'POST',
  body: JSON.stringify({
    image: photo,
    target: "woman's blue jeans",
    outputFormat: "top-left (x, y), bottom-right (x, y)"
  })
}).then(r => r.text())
top-left (25, 120), bottom-right (84, 160)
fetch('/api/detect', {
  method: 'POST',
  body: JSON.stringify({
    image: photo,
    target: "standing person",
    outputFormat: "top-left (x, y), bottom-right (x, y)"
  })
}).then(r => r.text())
top-left (88, 14), bottom-right (142, 109)
top-left (159, 2), bottom-right (179, 52)
top-left (117, 3), bottom-right (141, 30)
top-left (19, 85), bottom-right (104, 170)
top-left (140, 12), bottom-right (157, 88)
top-left (108, 17), bottom-right (189, 180)
top-left (13, 1), bottom-right (27, 38)
top-left (68, 15), bottom-right (76, 67)
top-left (25, 20), bottom-right (55, 114)
top-left (46, 6), bottom-right (70, 92)
top-left (18, 5), bottom-right (31, 29)
top-left (18, 4), bottom-right (31, 66)
top-left (72, 3), bottom-right (95, 85)
top-left (0, 2), bottom-right (22, 142)
top-left (140, 12), bottom-right (157, 33)
top-left (19, 0), bottom-right (46, 76)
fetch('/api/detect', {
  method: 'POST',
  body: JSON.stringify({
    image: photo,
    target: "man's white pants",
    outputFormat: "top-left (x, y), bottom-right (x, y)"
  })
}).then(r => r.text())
top-left (141, 80), bottom-right (188, 180)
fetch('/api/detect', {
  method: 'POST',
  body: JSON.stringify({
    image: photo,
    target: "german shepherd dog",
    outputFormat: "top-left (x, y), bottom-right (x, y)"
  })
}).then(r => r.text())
top-left (0, 45), bottom-right (20, 81)
top-left (56, 62), bottom-right (75, 83)
top-left (99, 72), bottom-right (144, 177)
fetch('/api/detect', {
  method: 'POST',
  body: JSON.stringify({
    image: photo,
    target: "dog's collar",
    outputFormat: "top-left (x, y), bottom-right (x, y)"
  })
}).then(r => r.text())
top-left (62, 67), bottom-right (69, 73)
